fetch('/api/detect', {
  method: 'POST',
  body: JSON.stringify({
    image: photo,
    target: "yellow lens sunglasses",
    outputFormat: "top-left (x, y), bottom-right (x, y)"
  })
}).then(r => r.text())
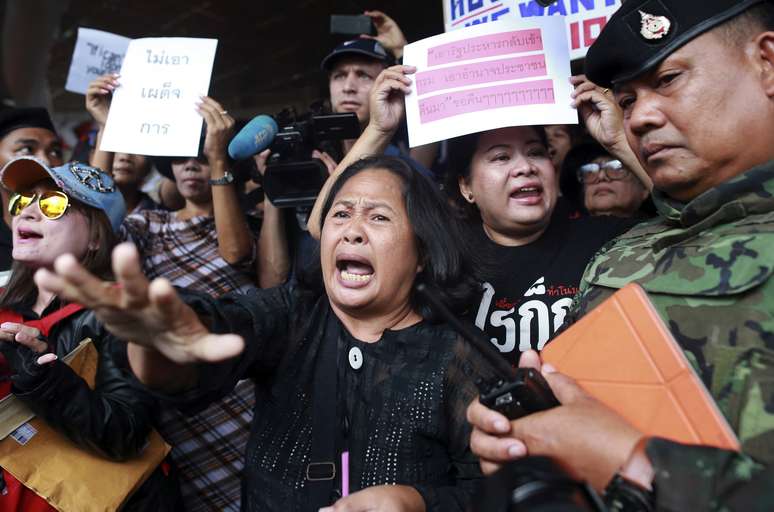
top-left (8, 190), bottom-right (71, 220)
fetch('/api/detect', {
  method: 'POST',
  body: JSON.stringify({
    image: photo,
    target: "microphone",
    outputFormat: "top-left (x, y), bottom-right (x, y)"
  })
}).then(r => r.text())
top-left (227, 115), bottom-right (279, 160)
top-left (536, 0), bottom-right (558, 6)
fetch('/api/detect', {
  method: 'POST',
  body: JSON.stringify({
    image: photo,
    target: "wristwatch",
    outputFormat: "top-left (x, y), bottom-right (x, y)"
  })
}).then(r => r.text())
top-left (604, 437), bottom-right (656, 512)
top-left (604, 474), bottom-right (655, 512)
top-left (209, 171), bottom-right (235, 186)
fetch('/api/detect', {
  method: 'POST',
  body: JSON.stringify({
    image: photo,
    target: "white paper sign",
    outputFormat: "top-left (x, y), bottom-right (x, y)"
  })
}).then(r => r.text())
top-left (100, 37), bottom-right (218, 157)
top-left (403, 17), bottom-right (576, 148)
top-left (443, 0), bottom-right (622, 60)
top-left (64, 28), bottom-right (131, 95)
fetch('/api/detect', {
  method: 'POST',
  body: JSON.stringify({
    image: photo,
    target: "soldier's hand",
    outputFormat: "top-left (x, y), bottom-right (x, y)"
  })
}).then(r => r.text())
top-left (467, 349), bottom-right (542, 475)
top-left (506, 366), bottom-right (643, 491)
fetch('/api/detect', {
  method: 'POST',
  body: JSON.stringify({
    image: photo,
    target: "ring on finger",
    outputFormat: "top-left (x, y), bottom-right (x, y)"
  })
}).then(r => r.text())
top-left (601, 88), bottom-right (610, 95)
top-left (219, 110), bottom-right (228, 115)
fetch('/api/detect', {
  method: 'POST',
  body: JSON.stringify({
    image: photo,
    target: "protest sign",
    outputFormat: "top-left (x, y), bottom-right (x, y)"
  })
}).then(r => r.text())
top-left (64, 28), bottom-right (131, 95)
top-left (100, 37), bottom-right (218, 157)
top-left (443, 0), bottom-right (622, 60)
top-left (403, 17), bottom-right (576, 148)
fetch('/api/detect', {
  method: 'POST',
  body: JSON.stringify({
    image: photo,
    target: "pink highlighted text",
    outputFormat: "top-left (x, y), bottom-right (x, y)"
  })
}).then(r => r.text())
top-left (416, 54), bottom-right (547, 95)
top-left (419, 79), bottom-right (556, 124)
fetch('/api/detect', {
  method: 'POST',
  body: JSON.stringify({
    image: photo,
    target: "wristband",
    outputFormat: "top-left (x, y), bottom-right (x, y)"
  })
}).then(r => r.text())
top-left (209, 171), bottom-right (235, 186)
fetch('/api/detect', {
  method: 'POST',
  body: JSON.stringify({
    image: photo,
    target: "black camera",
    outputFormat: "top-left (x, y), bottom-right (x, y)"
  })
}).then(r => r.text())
top-left (472, 457), bottom-right (606, 512)
top-left (478, 368), bottom-right (560, 420)
top-left (263, 107), bottom-right (360, 208)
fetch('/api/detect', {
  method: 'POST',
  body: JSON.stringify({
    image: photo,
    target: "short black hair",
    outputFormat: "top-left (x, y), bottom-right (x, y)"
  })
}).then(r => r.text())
top-left (718, 2), bottom-right (774, 45)
top-left (311, 155), bottom-right (480, 320)
top-left (443, 126), bottom-right (549, 222)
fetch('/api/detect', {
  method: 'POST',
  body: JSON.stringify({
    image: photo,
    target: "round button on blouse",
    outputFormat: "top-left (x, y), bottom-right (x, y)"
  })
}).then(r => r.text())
top-left (348, 346), bottom-right (363, 370)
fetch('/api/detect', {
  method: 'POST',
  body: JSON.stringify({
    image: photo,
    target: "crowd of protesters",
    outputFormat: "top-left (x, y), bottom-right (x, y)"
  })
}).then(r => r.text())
top-left (0, 1), bottom-right (772, 511)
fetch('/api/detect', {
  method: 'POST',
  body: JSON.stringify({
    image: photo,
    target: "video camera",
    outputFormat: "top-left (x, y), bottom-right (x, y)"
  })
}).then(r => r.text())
top-left (263, 107), bottom-right (360, 208)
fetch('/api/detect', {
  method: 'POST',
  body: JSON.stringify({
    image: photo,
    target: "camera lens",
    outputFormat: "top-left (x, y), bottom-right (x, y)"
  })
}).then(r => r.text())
top-left (472, 457), bottom-right (605, 512)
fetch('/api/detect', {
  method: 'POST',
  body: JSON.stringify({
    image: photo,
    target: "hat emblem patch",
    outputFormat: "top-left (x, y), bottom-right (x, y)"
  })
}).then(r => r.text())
top-left (639, 10), bottom-right (671, 40)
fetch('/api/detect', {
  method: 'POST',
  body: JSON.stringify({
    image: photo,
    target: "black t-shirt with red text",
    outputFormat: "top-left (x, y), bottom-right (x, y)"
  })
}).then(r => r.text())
top-left (466, 199), bottom-right (637, 366)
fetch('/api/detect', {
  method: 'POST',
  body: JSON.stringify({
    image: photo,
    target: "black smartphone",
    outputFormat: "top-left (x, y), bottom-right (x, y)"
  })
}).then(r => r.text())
top-left (330, 14), bottom-right (375, 36)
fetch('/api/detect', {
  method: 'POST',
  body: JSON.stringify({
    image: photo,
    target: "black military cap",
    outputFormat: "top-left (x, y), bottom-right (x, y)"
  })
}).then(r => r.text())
top-left (586, 0), bottom-right (767, 87)
top-left (0, 107), bottom-right (56, 140)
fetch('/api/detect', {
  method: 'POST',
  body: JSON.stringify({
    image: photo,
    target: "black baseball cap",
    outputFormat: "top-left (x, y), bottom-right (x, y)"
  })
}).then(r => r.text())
top-left (586, 0), bottom-right (767, 87)
top-left (321, 39), bottom-right (393, 71)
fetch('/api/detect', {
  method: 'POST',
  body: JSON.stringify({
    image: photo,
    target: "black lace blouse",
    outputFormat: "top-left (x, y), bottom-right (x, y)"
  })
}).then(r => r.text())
top-left (176, 284), bottom-right (499, 512)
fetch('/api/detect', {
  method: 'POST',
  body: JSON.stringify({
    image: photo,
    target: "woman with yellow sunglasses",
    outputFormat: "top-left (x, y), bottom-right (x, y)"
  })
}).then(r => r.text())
top-left (0, 157), bottom-right (181, 511)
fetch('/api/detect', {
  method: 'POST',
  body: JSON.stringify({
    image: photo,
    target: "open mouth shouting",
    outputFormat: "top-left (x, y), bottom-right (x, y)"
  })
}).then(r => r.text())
top-left (335, 253), bottom-right (375, 288)
top-left (509, 183), bottom-right (544, 205)
top-left (15, 227), bottom-right (43, 242)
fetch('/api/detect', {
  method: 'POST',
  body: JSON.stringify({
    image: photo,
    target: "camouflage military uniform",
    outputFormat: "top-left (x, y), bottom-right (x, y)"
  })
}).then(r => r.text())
top-left (571, 160), bottom-right (774, 510)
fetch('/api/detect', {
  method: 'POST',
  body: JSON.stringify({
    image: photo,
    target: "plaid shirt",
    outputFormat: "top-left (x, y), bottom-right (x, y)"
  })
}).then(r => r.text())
top-left (158, 380), bottom-right (254, 511)
top-left (121, 209), bottom-right (260, 296)
top-left (121, 209), bottom-right (260, 511)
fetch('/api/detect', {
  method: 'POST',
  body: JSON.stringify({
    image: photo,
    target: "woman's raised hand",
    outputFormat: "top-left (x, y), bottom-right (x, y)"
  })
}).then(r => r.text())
top-left (368, 65), bottom-right (416, 136)
top-left (85, 74), bottom-right (120, 127)
top-left (198, 96), bottom-right (235, 164)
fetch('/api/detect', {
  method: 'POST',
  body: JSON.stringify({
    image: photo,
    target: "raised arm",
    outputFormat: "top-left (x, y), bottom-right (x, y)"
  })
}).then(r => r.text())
top-left (570, 74), bottom-right (652, 191)
top-left (197, 97), bottom-right (257, 265)
top-left (308, 64), bottom-right (416, 239)
top-left (362, 10), bottom-right (408, 60)
top-left (252, 149), bottom-right (290, 288)
top-left (85, 74), bottom-right (119, 173)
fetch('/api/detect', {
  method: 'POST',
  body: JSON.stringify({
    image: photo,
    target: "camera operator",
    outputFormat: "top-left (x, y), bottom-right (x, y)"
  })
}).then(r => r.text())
top-left (263, 11), bottom-right (438, 281)
top-left (467, 0), bottom-right (774, 510)
top-left (321, 10), bottom-right (436, 178)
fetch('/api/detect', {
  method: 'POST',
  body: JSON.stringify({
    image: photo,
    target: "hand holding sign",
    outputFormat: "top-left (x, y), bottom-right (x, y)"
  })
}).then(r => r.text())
top-left (570, 74), bottom-right (652, 189)
top-left (196, 96), bottom-right (235, 164)
top-left (369, 65), bottom-right (416, 136)
top-left (100, 37), bottom-right (218, 157)
top-left (85, 74), bottom-right (120, 127)
top-left (403, 17), bottom-right (576, 147)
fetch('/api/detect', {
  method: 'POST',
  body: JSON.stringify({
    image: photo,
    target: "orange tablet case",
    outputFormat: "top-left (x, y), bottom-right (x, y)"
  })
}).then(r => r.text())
top-left (541, 283), bottom-right (740, 451)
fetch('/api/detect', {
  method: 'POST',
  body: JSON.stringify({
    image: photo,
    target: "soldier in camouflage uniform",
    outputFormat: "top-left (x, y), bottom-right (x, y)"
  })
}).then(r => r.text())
top-left (467, 0), bottom-right (774, 509)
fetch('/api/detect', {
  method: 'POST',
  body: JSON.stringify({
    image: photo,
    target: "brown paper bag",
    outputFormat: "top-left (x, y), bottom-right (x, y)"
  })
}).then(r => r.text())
top-left (0, 339), bottom-right (170, 512)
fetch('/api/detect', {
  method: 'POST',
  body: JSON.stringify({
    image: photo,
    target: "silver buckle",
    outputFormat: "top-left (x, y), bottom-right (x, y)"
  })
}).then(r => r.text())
top-left (306, 461), bottom-right (336, 481)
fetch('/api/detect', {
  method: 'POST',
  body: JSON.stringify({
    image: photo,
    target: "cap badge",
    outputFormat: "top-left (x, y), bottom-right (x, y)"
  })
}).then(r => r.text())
top-left (69, 163), bottom-right (115, 193)
top-left (639, 10), bottom-right (671, 40)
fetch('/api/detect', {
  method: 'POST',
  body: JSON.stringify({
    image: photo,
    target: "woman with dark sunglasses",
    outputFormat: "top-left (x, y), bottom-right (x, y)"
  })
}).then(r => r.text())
top-left (0, 158), bottom-right (181, 511)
